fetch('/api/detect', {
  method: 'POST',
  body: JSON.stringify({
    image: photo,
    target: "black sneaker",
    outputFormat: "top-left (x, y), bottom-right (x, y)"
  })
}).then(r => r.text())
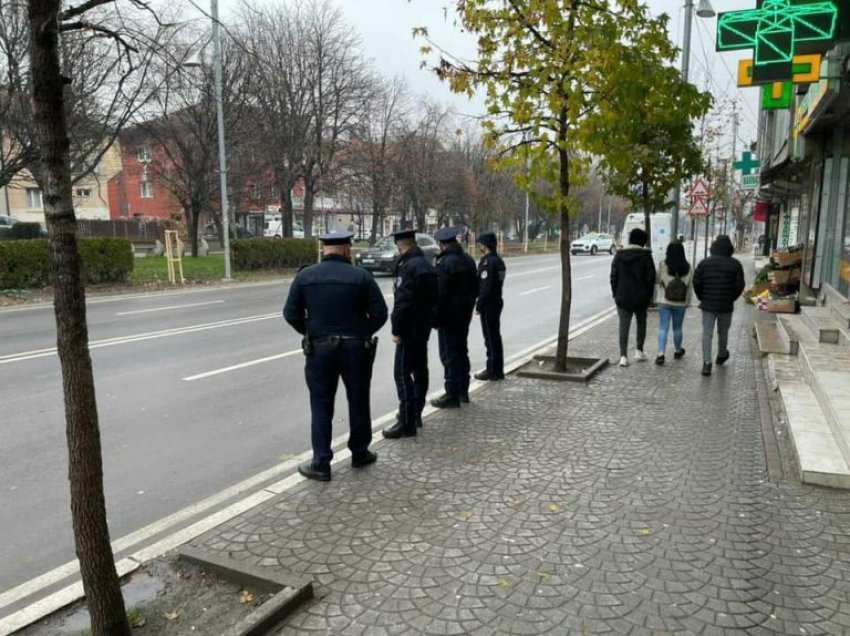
top-left (655, 354), bottom-right (665, 366)
top-left (716, 352), bottom-right (730, 366)
top-left (701, 363), bottom-right (712, 377)
top-left (382, 421), bottom-right (416, 439)
top-left (351, 450), bottom-right (377, 468)
top-left (298, 462), bottom-right (331, 482)
top-left (431, 393), bottom-right (461, 409)
top-left (674, 348), bottom-right (686, 360)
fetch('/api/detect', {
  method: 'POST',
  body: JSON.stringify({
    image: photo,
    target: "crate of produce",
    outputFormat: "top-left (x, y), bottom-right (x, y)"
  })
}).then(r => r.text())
top-left (772, 249), bottom-right (802, 268)
top-left (769, 268), bottom-right (801, 284)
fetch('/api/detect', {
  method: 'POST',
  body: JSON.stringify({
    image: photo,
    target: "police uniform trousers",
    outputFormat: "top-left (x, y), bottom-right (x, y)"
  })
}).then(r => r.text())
top-left (393, 337), bottom-right (429, 432)
top-left (438, 321), bottom-right (471, 398)
top-left (480, 299), bottom-right (504, 378)
top-left (305, 338), bottom-right (373, 471)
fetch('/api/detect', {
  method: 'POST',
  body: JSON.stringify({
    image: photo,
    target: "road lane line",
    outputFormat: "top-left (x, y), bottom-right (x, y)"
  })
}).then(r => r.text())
top-left (574, 275), bottom-right (594, 281)
top-left (0, 307), bottom-right (618, 627)
top-left (183, 349), bottom-right (302, 381)
top-left (115, 300), bottom-right (224, 316)
top-left (518, 286), bottom-right (551, 296)
top-left (0, 313), bottom-right (279, 365)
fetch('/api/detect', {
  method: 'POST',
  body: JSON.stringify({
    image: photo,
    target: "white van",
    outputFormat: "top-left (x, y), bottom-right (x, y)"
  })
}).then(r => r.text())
top-left (263, 214), bottom-right (304, 238)
top-left (621, 212), bottom-right (672, 262)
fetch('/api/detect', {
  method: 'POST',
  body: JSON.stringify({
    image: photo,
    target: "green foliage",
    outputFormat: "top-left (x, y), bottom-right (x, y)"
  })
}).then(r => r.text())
top-left (78, 238), bottom-right (134, 284)
top-left (231, 238), bottom-right (317, 271)
top-left (0, 238), bottom-right (134, 289)
top-left (0, 239), bottom-right (51, 288)
top-left (9, 222), bottom-right (44, 239)
top-left (583, 55), bottom-right (712, 218)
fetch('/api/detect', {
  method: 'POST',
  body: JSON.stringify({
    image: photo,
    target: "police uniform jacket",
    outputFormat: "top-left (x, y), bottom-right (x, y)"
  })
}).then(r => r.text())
top-left (434, 243), bottom-right (478, 327)
top-left (283, 254), bottom-right (388, 339)
top-left (392, 245), bottom-right (438, 341)
top-left (476, 252), bottom-right (506, 312)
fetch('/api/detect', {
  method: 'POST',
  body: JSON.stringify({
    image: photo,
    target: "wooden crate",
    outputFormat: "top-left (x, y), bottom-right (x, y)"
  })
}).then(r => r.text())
top-left (767, 298), bottom-right (797, 314)
top-left (769, 268), bottom-right (801, 284)
top-left (772, 250), bottom-right (802, 268)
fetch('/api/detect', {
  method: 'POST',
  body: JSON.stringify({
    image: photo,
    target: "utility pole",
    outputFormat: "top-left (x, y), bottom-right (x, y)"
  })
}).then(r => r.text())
top-left (212, 0), bottom-right (232, 279)
top-left (597, 188), bottom-right (603, 233)
top-left (606, 196), bottom-right (612, 234)
top-left (728, 101), bottom-right (738, 237)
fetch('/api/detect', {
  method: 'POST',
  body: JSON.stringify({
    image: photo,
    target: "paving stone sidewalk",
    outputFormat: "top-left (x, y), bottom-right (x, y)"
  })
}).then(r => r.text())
top-left (190, 305), bottom-right (850, 635)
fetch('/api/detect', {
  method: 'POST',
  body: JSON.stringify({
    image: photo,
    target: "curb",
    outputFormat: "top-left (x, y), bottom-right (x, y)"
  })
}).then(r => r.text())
top-left (0, 306), bottom-right (617, 634)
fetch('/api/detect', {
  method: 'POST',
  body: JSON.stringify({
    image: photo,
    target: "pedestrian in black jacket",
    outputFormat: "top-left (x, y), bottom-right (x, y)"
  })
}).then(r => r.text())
top-left (431, 227), bottom-right (479, 408)
top-left (474, 231), bottom-right (506, 381)
top-left (383, 230), bottom-right (438, 439)
top-left (693, 235), bottom-right (745, 376)
top-left (610, 228), bottom-right (656, 367)
top-left (283, 231), bottom-right (388, 481)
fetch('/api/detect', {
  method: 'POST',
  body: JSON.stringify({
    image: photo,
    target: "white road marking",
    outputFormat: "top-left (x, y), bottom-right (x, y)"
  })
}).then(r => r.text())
top-left (518, 286), bottom-right (551, 296)
top-left (0, 309), bottom-right (618, 629)
top-left (115, 300), bottom-right (224, 316)
top-left (183, 349), bottom-right (302, 381)
top-left (0, 313), bottom-right (278, 365)
top-left (574, 275), bottom-right (594, 281)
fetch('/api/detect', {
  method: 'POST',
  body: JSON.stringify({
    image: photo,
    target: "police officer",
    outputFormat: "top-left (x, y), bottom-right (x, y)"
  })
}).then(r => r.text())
top-left (431, 227), bottom-right (478, 409)
top-left (474, 231), bottom-right (506, 380)
top-left (283, 231), bottom-right (388, 481)
top-left (382, 229), bottom-right (439, 439)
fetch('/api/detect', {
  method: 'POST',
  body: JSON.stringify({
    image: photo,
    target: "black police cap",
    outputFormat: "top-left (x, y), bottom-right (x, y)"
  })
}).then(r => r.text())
top-left (434, 227), bottom-right (459, 243)
top-left (319, 231), bottom-right (354, 246)
top-left (391, 229), bottom-right (416, 242)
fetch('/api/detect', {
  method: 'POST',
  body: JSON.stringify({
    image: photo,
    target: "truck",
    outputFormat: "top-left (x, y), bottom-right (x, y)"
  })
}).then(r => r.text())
top-left (621, 212), bottom-right (672, 262)
top-left (263, 213), bottom-right (304, 239)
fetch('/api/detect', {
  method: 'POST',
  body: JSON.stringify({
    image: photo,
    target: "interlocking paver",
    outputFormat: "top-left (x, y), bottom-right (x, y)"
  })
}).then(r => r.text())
top-left (189, 304), bottom-right (850, 634)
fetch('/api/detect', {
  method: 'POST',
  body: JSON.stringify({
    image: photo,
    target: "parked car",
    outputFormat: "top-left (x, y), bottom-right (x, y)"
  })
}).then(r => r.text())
top-left (355, 233), bottom-right (439, 273)
top-left (570, 232), bottom-right (615, 256)
top-left (0, 215), bottom-right (19, 227)
top-left (203, 223), bottom-right (255, 240)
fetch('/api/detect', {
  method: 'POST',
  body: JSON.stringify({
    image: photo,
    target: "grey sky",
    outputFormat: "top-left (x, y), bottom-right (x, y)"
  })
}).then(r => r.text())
top-left (216, 1), bottom-right (760, 155)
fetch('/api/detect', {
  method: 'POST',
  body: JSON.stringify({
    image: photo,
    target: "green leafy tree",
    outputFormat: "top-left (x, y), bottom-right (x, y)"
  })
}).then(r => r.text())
top-left (415, 0), bottom-right (683, 370)
top-left (584, 56), bottom-right (711, 247)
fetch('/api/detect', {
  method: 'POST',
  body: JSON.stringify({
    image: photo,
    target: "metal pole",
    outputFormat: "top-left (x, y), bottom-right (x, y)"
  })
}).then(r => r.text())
top-left (606, 195), bottom-right (611, 234)
top-left (523, 134), bottom-right (530, 252)
top-left (670, 0), bottom-right (695, 241)
top-left (692, 215), bottom-right (699, 264)
top-left (597, 189), bottom-right (603, 232)
top-left (212, 0), bottom-right (231, 279)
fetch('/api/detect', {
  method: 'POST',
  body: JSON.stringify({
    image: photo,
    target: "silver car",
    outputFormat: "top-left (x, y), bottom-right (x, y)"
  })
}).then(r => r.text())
top-left (571, 233), bottom-right (615, 256)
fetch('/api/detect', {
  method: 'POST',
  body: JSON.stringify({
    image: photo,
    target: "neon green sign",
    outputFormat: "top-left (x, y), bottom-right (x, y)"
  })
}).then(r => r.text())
top-left (717, 1), bottom-right (839, 84)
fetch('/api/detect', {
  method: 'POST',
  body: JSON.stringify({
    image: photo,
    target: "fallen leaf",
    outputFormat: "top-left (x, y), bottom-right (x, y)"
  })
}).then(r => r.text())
top-left (239, 590), bottom-right (256, 604)
top-left (536, 572), bottom-right (550, 581)
top-left (460, 511), bottom-right (475, 521)
top-left (637, 528), bottom-right (652, 536)
top-left (507, 498), bottom-right (524, 508)
top-left (548, 503), bottom-right (562, 513)
top-left (497, 577), bottom-right (511, 590)
top-left (164, 610), bottom-right (179, 621)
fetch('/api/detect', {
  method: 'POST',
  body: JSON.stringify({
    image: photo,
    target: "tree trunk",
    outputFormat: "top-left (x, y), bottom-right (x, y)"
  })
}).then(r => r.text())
top-left (303, 182), bottom-right (315, 238)
top-left (189, 201), bottom-right (201, 257)
top-left (370, 200), bottom-right (382, 244)
top-left (28, 2), bottom-right (130, 634)
top-left (280, 188), bottom-right (294, 238)
top-left (555, 143), bottom-right (573, 372)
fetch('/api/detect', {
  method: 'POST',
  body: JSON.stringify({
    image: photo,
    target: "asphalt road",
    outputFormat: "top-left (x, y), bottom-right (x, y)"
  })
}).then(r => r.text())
top-left (0, 251), bottom-right (616, 594)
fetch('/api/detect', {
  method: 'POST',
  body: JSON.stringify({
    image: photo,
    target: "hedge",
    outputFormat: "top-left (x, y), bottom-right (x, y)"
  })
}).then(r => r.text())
top-left (231, 238), bottom-right (317, 271)
top-left (0, 237), bottom-right (134, 289)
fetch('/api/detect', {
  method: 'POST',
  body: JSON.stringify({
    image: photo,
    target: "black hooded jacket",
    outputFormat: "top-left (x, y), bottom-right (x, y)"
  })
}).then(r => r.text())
top-left (693, 236), bottom-right (745, 313)
top-left (610, 245), bottom-right (656, 310)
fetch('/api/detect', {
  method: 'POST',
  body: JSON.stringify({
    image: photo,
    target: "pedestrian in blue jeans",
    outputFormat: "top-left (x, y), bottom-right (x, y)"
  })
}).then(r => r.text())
top-left (655, 242), bottom-right (693, 365)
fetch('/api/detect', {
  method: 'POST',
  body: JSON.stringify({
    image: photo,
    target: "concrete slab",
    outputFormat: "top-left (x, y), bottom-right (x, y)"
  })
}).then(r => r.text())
top-left (822, 283), bottom-right (850, 329)
top-left (755, 320), bottom-right (789, 356)
top-left (777, 314), bottom-right (815, 355)
top-left (801, 306), bottom-right (841, 344)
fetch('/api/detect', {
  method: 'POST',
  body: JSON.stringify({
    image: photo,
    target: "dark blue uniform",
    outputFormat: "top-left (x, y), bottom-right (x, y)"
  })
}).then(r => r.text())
top-left (391, 245), bottom-right (438, 433)
top-left (283, 254), bottom-right (387, 473)
top-left (434, 242), bottom-right (478, 399)
top-left (477, 251), bottom-right (506, 379)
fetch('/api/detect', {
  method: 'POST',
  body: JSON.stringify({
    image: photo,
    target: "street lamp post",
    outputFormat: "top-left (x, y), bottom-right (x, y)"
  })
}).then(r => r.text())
top-left (671, 0), bottom-right (715, 241)
top-left (211, 0), bottom-right (231, 279)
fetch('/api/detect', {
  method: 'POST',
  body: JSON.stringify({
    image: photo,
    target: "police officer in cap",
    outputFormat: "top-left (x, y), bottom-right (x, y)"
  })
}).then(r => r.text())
top-left (474, 231), bottom-right (506, 380)
top-left (283, 231), bottom-right (388, 481)
top-left (383, 229), bottom-right (439, 438)
top-left (431, 226), bottom-right (478, 409)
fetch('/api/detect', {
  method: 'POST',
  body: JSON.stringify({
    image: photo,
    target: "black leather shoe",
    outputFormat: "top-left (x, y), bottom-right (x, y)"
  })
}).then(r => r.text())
top-left (716, 352), bottom-right (730, 366)
top-left (474, 370), bottom-right (491, 381)
top-left (701, 363), bottom-right (712, 377)
top-left (431, 394), bottom-right (461, 409)
top-left (298, 462), bottom-right (330, 482)
top-left (460, 393), bottom-right (470, 404)
top-left (351, 450), bottom-right (377, 468)
top-left (674, 348), bottom-right (686, 360)
top-left (382, 421), bottom-right (416, 438)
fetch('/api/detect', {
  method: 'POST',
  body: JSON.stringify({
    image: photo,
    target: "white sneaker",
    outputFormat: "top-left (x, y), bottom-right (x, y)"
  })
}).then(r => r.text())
top-left (618, 356), bottom-right (630, 367)
top-left (634, 350), bottom-right (648, 362)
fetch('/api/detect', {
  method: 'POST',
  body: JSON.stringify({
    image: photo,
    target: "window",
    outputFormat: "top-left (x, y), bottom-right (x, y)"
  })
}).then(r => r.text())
top-left (140, 181), bottom-right (154, 199)
top-left (26, 188), bottom-right (43, 209)
top-left (136, 145), bottom-right (152, 163)
top-left (75, 188), bottom-right (91, 199)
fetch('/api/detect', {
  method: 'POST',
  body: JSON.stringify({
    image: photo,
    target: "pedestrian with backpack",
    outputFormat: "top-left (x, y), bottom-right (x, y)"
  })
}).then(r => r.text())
top-left (655, 241), bottom-right (693, 365)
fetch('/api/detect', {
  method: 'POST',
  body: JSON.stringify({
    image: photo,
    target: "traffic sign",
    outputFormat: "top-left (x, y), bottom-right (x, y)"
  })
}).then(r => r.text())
top-left (688, 197), bottom-right (710, 217)
top-left (690, 177), bottom-right (710, 199)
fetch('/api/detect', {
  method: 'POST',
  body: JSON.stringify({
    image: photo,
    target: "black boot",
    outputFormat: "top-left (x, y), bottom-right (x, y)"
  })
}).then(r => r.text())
top-left (382, 420), bottom-right (416, 439)
top-left (351, 450), bottom-right (378, 468)
top-left (298, 462), bottom-right (331, 482)
top-left (474, 370), bottom-right (491, 381)
top-left (701, 363), bottom-right (712, 377)
top-left (431, 393), bottom-right (461, 409)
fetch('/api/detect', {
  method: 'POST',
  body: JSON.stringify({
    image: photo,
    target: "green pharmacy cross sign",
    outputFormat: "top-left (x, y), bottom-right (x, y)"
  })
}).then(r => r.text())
top-left (733, 151), bottom-right (760, 175)
top-left (717, 0), bottom-right (840, 84)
